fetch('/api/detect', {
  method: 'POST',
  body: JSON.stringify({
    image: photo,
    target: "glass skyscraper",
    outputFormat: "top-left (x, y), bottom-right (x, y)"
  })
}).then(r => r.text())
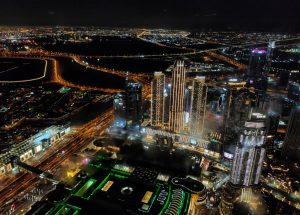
top-left (125, 79), bottom-right (142, 130)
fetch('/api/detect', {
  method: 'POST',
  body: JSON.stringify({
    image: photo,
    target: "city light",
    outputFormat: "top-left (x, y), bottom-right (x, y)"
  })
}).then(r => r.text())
top-left (0, 7), bottom-right (299, 215)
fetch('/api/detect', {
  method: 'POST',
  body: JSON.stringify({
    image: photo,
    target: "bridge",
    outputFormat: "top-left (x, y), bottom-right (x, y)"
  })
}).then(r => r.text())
top-left (13, 157), bottom-right (59, 185)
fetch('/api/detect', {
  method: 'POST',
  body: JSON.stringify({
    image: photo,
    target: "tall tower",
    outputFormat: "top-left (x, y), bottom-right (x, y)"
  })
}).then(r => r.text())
top-left (248, 48), bottom-right (267, 77)
top-left (151, 72), bottom-right (165, 127)
top-left (189, 76), bottom-right (207, 136)
top-left (113, 93), bottom-right (126, 128)
top-left (125, 80), bottom-right (142, 130)
top-left (283, 106), bottom-right (300, 160)
top-left (247, 48), bottom-right (268, 93)
top-left (220, 121), bottom-right (266, 215)
top-left (164, 83), bottom-right (171, 127)
top-left (266, 41), bottom-right (275, 72)
top-left (230, 121), bottom-right (266, 186)
top-left (168, 61), bottom-right (186, 133)
top-left (184, 82), bottom-right (193, 127)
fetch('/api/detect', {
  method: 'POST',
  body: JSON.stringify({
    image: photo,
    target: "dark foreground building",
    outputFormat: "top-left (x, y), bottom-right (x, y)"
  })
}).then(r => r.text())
top-left (283, 106), bottom-right (300, 161)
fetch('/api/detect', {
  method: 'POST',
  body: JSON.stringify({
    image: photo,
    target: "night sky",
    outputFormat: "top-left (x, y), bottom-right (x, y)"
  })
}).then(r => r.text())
top-left (0, 0), bottom-right (299, 31)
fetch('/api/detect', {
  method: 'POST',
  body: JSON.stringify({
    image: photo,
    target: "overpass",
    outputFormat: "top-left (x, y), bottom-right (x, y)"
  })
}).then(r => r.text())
top-left (13, 157), bottom-right (59, 185)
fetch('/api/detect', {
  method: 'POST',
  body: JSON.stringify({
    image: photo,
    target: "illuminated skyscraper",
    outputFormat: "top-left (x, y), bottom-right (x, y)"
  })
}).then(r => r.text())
top-left (189, 76), bottom-right (207, 136)
top-left (184, 83), bottom-right (193, 127)
top-left (283, 106), bottom-right (300, 160)
top-left (113, 93), bottom-right (126, 128)
top-left (168, 61), bottom-right (186, 133)
top-left (151, 72), bottom-right (165, 127)
top-left (164, 83), bottom-right (171, 127)
top-left (125, 80), bottom-right (142, 130)
top-left (230, 121), bottom-right (266, 186)
top-left (266, 41), bottom-right (275, 72)
top-left (221, 111), bottom-right (267, 215)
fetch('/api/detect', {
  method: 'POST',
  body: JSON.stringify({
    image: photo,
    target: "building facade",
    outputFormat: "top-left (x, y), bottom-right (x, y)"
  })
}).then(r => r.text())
top-left (247, 48), bottom-right (268, 93)
top-left (113, 93), bottom-right (126, 128)
top-left (125, 80), bottom-right (142, 130)
top-left (151, 72), bottom-right (165, 127)
top-left (221, 121), bottom-right (267, 214)
top-left (0, 125), bottom-right (70, 175)
top-left (266, 41), bottom-right (275, 73)
top-left (283, 106), bottom-right (300, 160)
top-left (163, 83), bottom-right (171, 127)
top-left (230, 121), bottom-right (266, 186)
top-left (189, 76), bottom-right (207, 136)
top-left (168, 61), bottom-right (186, 133)
top-left (248, 48), bottom-right (267, 77)
top-left (224, 89), bottom-right (257, 135)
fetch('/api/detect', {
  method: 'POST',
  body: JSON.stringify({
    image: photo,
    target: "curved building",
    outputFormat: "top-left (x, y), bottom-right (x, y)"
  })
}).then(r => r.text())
top-left (221, 120), bottom-right (267, 215)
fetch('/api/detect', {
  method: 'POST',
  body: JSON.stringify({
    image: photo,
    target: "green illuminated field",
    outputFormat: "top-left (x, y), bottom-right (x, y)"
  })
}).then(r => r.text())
top-left (43, 155), bottom-right (192, 215)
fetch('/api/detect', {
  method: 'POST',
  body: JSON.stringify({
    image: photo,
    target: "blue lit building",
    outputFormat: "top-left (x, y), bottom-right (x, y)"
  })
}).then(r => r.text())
top-left (287, 82), bottom-right (300, 102)
top-left (125, 80), bottom-right (142, 130)
top-left (113, 93), bottom-right (126, 128)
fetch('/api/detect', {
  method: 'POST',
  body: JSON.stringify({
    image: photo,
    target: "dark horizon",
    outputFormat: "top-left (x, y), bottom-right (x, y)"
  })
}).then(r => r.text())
top-left (0, 0), bottom-right (299, 32)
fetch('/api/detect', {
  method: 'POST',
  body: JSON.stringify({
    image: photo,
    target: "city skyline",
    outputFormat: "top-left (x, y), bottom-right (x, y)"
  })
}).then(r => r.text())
top-left (0, 4), bottom-right (299, 213)
top-left (0, 0), bottom-right (299, 32)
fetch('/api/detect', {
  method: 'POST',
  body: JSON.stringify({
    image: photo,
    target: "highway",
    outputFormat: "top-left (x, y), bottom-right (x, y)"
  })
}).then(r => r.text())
top-left (51, 57), bottom-right (122, 94)
top-left (0, 51), bottom-right (152, 209)
top-left (0, 108), bottom-right (114, 208)
top-left (2, 34), bottom-right (298, 97)
top-left (0, 48), bottom-right (153, 209)
top-left (71, 56), bottom-right (151, 98)
top-left (0, 54), bottom-right (150, 95)
top-left (206, 51), bottom-right (247, 70)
